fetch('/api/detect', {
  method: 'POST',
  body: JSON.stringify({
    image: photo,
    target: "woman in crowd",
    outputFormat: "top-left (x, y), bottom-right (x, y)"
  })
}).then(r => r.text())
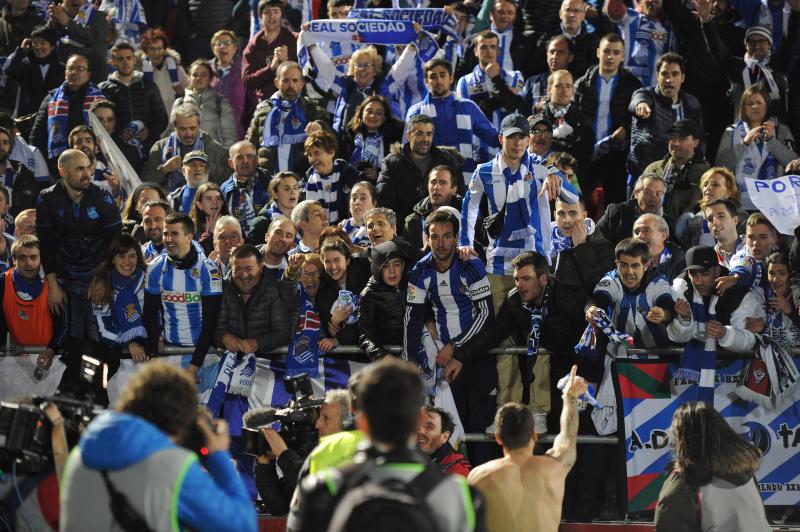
top-left (121, 183), bottom-right (168, 243)
top-left (654, 401), bottom-right (770, 532)
top-left (189, 182), bottom-right (227, 256)
top-left (316, 235), bottom-right (371, 355)
top-left (209, 30), bottom-right (256, 140)
top-left (340, 95), bottom-right (404, 181)
top-left (676, 167), bottom-right (745, 249)
top-left (139, 29), bottom-right (188, 125)
top-left (173, 59), bottom-right (238, 148)
top-left (716, 86), bottom-right (797, 212)
top-left (744, 251), bottom-right (800, 348)
top-left (340, 181), bottom-right (377, 249)
top-left (88, 234), bottom-right (148, 377)
top-left (4, 25), bottom-right (64, 118)
top-left (247, 171), bottom-right (301, 245)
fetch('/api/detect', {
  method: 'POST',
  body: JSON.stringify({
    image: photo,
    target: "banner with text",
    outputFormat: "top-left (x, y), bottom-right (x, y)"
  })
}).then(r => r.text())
top-left (615, 356), bottom-right (800, 513)
top-left (746, 175), bottom-right (800, 235)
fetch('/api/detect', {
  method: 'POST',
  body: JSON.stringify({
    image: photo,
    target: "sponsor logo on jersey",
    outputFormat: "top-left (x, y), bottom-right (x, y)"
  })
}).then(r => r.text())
top-left (161, 291), bottom-right (202, 304)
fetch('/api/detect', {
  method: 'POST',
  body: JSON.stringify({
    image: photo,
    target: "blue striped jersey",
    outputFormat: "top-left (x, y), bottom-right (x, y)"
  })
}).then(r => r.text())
top-left (729, 247), bottom-right (768, 292)
top-left (404, 253), bottom-right (492, 358)
top-left (341, 217), bottom-right (370, 247)
top-left (615, 8), bottom-right (675, 87)
top-left (144, 253), bottom-right (222, 346)
top-left (305, 166), bottom-right (344, 224)
top-left (461, 151), bottom-right (579, 274)
top-left (592, 270), bottom-right (673, 348)
top-left (456, 65), bottom-right (524, 132)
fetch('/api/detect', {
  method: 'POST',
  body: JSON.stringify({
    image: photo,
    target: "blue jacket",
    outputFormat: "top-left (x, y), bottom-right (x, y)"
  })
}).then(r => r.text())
top-left (78, 411), bottom-right (257, 532)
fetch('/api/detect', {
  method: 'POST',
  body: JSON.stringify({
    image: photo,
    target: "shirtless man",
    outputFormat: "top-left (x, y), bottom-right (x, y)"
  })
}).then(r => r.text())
top-left (468, 365), bottom-right (586, 532)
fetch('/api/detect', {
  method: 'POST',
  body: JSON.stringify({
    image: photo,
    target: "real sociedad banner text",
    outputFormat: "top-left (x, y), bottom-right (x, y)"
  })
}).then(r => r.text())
top-left (615, 357), bottom-right (800, 513)
top-left (303, 19), bottom-right (418, 44)
top-left (348, 8), bottom-right (459, 40)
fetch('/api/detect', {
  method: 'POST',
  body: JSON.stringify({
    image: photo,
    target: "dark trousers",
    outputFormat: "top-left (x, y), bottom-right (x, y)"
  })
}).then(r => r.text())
top-left (450, 354), bottom-right (501, 466)
top-left (584, 151), bottom-right (629, 207)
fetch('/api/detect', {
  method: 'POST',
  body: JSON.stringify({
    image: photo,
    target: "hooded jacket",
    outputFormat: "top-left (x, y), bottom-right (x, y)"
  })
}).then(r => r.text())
top-left (60, 411), bottom-right (257, 532)
top-left (358, 241), bottom-right (407, 360)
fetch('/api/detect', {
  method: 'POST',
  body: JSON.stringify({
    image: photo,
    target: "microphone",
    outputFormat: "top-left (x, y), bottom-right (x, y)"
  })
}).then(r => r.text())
top-left (242, 407), bottom-right (278, 429)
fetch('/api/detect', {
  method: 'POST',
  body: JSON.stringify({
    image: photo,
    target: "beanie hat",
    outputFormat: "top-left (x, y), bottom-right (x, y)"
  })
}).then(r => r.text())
top-left (745, 25), bottom-right (773, 47)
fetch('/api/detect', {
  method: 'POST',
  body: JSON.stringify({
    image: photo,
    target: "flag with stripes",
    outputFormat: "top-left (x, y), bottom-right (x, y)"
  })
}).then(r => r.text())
top-left (616, 356), bottom-right (800, 513)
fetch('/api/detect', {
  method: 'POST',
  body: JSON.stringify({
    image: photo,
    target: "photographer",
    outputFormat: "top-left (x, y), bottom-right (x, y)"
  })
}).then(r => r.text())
top-left (253, 389), bottom-right (351, 516)
top-left (60, 361), bottom-right (257, 532)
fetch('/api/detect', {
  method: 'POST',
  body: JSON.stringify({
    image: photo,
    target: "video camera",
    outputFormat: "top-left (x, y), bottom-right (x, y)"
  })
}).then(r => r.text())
top-left (0, 396), bottom-right (103, 475)
top-left (241, 373), bottom-right (324, 458)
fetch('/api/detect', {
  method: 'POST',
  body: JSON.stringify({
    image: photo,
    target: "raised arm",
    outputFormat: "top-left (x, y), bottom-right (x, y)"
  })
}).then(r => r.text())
top-left (545, 365), bottom-right (587, 468)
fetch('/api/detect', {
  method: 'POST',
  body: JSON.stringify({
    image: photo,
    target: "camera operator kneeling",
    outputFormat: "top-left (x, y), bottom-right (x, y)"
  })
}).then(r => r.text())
top-left (254, 389), bottom-right (352, 516)
top-left (60, 361), bottom-right (257, 532)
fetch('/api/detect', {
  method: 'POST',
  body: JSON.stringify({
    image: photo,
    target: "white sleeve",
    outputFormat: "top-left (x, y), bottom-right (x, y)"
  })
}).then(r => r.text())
top-left (719, 290), bottom-right (764, 353)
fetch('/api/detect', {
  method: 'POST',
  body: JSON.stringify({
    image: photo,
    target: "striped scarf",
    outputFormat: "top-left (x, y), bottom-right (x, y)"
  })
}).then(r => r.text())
top-left (575, 308), bottom-right (634, 357)
top-left (675, 289), bottom-right (717, 405)
top-left (491, 155), bottom-right (535, 258)
top-left (103, 0), bottom-right (147, 47)
top-left (47, 82), bottom-right (105, 159)
top-left (288, 286), bottom-right (321, 377)
top-left (204, 351), bottom-right (257, 416)
top-left (262, 94), bottom-right (308, 164)
top-left (350, 131), bottom-right (384, 168)
top-left (142, 54), bottom-right (179, 86)
top-left (161, 132), bottom-right (204, 191)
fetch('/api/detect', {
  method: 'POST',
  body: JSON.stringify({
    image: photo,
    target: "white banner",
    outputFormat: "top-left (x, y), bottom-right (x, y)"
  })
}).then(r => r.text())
top-left (745, 175), bottom-right (800, 235)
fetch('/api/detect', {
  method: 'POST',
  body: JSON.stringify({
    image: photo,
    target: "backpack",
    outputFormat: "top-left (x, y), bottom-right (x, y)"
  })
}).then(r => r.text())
top-left (327, 463), bottom-right (446, 532)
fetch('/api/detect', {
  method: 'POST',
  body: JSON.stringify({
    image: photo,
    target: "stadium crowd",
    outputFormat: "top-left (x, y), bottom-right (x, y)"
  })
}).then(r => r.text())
top-left (0, 0), bottom-right (799, 529)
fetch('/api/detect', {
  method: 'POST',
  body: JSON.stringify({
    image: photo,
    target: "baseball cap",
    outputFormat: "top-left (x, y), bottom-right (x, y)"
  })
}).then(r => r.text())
top-left (182, 150), bottom-right (209, 165)
top-left (685, 246), bottom-right (718, 272)
top-left (500, 113), bottom-right (530, 137)
top-left (528, 114), bottom-right (554, 132)
top-left (665, 119), bottom-right (698, 138)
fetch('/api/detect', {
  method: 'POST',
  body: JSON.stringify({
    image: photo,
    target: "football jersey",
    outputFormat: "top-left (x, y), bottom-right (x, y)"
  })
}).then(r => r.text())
top-left (593, 270), bottom-right (673, 348)
top-left (145, 253), bottom-right (222, 346)
top-left (404, 253), bottom-right (492, 358)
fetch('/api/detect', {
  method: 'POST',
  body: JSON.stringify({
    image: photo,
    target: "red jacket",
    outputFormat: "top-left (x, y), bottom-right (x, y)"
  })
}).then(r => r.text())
top-left (430, 442), bottom-right (471, 477)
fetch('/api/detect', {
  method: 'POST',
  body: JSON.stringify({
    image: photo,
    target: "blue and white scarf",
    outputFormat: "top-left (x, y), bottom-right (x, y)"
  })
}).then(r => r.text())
top-left (350, 131), bottom-right (383, 168)
top-left (732, 119), bottom-right (778, 209)
top-left (331, 289), bottom-right (359, 325)
top-left (341, 217), bottom-right (370, 247)
top-left (161, 132), bottom-right (204, 191)
top-left (101, 0), bottom-right (147, 47)
top-left (288, 286), bottom-right (321, 377)
top-left (142, 54), bottom-right (180, 86)
top-left (60, 2), bottom-right (97, 46)
top-left (47, 82), bottom-right (105, 159)
top-left (262, 93), bottom-right (308, 171)
top-left (743, 53), bottom-right (780, 101)
top-left (525, 284), bottom-right (550, 359)
top-left (575, 308), bottom-right (634, 357)
top-left (675, 289), bottom-right (717, 405)
top-left (204, 351), bottom-right (257, 416)
top-left (110, 269), bottom-right (146, 344)
top-left (348, 8), bottom-right (459, 40)
top-left (557, 372), bottom-right (600, 411)
top-left (491, 161), bottom-right (535, 258)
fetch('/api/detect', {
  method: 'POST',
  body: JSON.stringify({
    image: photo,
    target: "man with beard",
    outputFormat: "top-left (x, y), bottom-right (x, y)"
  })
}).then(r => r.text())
top-left (220, 141), bottom-right (271, 236)
top-left (143, 213), bottom-right (222, 379)
top-left (376, 114), bottom-right (463, 226)
top-left (416, 406), bottom-right (471, 477)
top-left (36, 149), bottom-right (121, 392)
top-left (140, 199), bottom-right (172, 263)
top-left (143, 103), bottom-right (229, 190)
top-left (29, 54), bottom-right (105, 175)
top-left (167, 151), bottom-right (210, 214)
top-left (67, 125), bottom-right (121, 200)
top-left (246, 62), bottom-right (330, 177)
top-left (0, 126), bottom-right (38, 216)
top-left (259, 217), bottom-right (296, 279)
top-left (407, 58), bottom-right (499, 186)
top-left (98, 42), bottom-right (168, 157)
top-left (405, 209), bottom-right (495, 464)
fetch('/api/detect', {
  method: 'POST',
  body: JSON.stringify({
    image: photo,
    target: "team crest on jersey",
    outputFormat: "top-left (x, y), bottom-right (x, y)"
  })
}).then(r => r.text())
top-left (651, 31), bottom-right (667, 42)
top-left (291, 116), bottom-right (302, 129)
top-left (191, 268), bottom-right (199, 279)
top-left (407, 284), bottom-right (417, 301)
top-left (599, 279), bottom-right (611, 287)
top-left (524, 172), bottom-right (533, 182)
top-left (87, 207), bottom-right (99, 220)
top-left (18, 309), bottom-right (28, 320)
top-left (124, 303), bottom-right (141, 322)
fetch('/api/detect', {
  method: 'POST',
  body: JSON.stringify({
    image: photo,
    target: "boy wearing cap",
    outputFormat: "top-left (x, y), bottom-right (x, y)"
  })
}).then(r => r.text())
top-left (668, 245), bottom-right (762, 352)
top-left (641, 118), bottom-right (710, 220)
top-left (167, 150), bottom-right (210, 214)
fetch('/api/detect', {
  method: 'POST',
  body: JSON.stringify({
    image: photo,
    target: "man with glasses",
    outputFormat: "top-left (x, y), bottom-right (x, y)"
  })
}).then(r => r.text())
top-left (528, 115), bottom-right (555, 163)
top-left (30, 54), bottom-right (105, 174)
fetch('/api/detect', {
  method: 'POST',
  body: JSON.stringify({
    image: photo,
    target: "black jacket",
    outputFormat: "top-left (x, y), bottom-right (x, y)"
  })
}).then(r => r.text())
top-left (317, 255), bottom-right (372, 351)
top-left (403, 194), bottom-right (464, 250)
top-left (628, 86), bottom-right (704, 179)
top-left (4, 47), bottom-right (64, 117)
top-left (362, 235), bottom-right (424, 277)
top-left (376, 143), bottom-right (463, 227)
top-left (651, 242), bottom-right (687, 282)
top-left (358, 241), bottom-right (407, 360)
top-left (53, 7), bottom-right (109, 84)
top-left (99, 72), bottom-right (168, 148)
top-left (0, 6), bottom-right (43, 56)
top-left (541, 101), bottom-right (592, 166)
top-left (532, 24), bottom-right (608, 77)
top-left (596, 199), bottom-right (676, 246)
top-left (575, 65), bottom-right (642, 145)
top-left (553, 228), bottom-right (615, 298)
top-left (6, 160), bottom-right (39, 217)
top-left (30, 84), bottom-right (93, 167)
top-left (254, 448), bottom-right (303, 516)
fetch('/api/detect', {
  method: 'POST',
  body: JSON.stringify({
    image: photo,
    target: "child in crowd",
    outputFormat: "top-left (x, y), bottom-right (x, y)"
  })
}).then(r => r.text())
top-left (304, 130), bottom-right (362, 225)
top-left (341, 181), bottom-right (377, 249)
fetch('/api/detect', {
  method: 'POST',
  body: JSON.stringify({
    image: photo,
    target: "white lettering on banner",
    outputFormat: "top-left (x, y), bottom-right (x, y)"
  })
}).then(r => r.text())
top-left (746, 175), bottom-right (800, 235)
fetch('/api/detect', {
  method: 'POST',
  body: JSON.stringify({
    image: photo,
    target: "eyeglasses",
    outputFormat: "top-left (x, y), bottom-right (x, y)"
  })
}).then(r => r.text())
top-left (214, 40), bottom-right (235, 47)
top-left (562, 7), bottom-right (584, 14)
top-left (301, 270), bottom-right (321, 279)
top-left (66, 66), bottom-right (88, 73)
top-left (531, 129), bottom-right (553, 137)
top-left (353, 63), bottom-right (374, 69)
